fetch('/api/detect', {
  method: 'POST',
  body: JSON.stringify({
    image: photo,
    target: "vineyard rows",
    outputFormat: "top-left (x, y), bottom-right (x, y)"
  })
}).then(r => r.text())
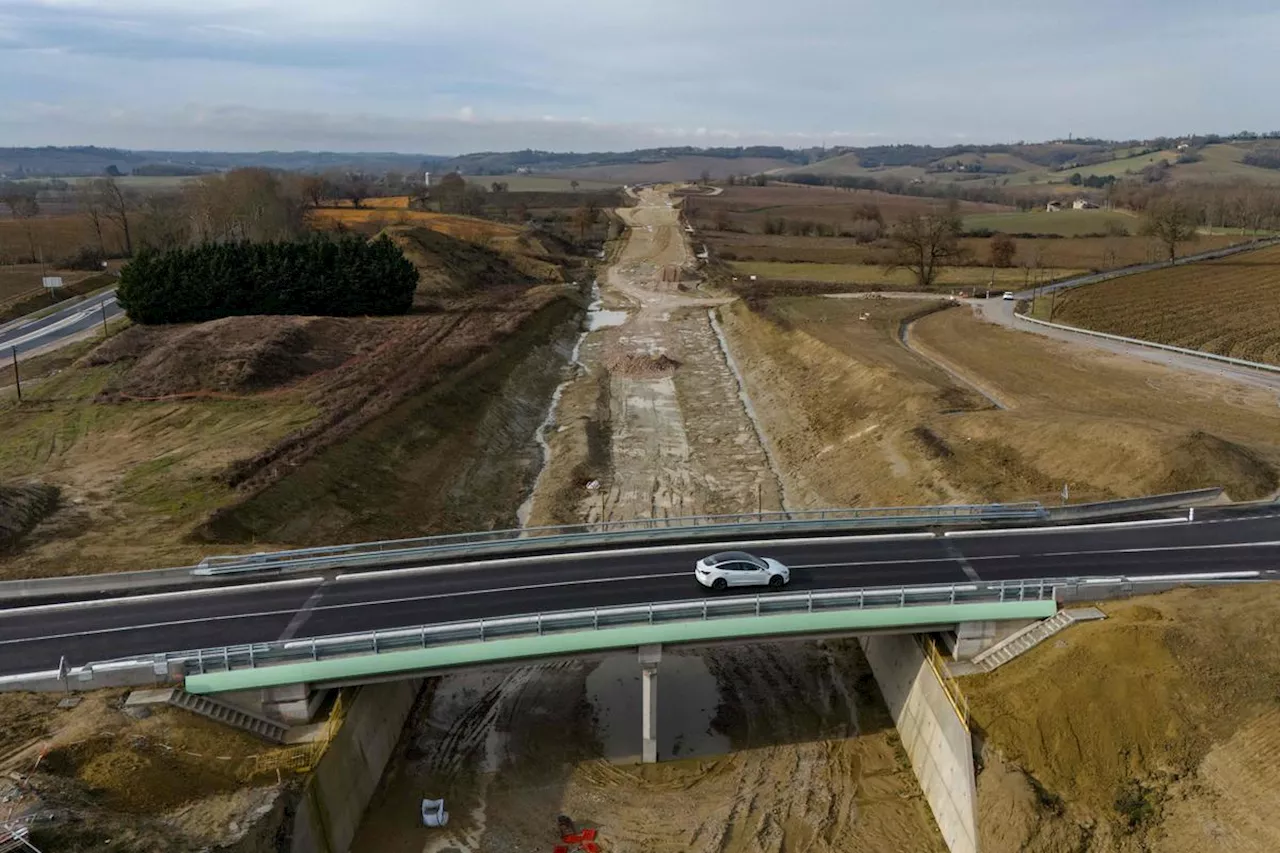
top-left (1053, 244), bottom-right (1280, 367)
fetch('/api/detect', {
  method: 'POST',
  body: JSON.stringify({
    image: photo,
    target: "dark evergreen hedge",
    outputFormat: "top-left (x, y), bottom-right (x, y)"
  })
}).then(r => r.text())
top-left (117, 235), bottom-right (417, 324)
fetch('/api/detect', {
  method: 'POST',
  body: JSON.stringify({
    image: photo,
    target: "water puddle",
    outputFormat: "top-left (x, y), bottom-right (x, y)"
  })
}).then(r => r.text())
top-left (586, 651), bottom-right (730, 763)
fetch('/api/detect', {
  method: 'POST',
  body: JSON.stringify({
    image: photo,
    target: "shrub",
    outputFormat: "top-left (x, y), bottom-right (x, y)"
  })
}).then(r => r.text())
top-left (58, 246), bottom-right (108, 271)
top-left (117, 235), bottom-right (418, 325)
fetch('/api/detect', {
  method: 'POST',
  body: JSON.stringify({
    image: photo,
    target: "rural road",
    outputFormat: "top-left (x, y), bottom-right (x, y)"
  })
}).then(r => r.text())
top-left (0, 511), bottom-right (1277, 675)
top-left (0, 289), bottom-right (123, 358)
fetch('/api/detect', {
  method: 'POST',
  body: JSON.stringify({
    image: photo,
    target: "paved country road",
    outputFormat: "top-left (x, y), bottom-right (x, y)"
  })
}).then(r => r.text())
top-left (0, 289), bottom-right (123, 358)
top-left (0, 512), bottom-right (1276, 676)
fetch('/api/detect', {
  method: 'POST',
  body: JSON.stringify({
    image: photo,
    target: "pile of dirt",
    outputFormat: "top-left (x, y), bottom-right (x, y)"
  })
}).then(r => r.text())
top-left (0, 481), bottom-right (59, 552)
top-left (0, 690), bottom-right (291, 853)
top-left (965, 585), bottom-right (1280, 852)
top-left (1156, 430), bottom-right (1278, 499)
top-left (606, 351), bottom-right (682, 378)
top-left (83, 316), bottom-right (380, 399)
top-left (378, 225), bottom-right (543, 301)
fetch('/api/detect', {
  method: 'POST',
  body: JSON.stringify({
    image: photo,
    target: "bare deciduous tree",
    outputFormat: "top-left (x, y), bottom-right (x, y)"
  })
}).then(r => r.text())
top-left (1, 189), bottom-right (41, 261)
top-left (90, 177), bottom-right (135, 256)
top-left (1141, 198), bottom-right (1198, 263)
top-left (989, 233), bottom-right (1017, 268)
top-left (885, 208), bottom-right (967, 288)
top-left (75, 182), bottom-right (108, 254)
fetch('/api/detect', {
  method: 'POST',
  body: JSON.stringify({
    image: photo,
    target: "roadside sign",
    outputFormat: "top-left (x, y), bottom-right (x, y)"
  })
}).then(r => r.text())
top-left (42, 276), bottom-right (63, 289)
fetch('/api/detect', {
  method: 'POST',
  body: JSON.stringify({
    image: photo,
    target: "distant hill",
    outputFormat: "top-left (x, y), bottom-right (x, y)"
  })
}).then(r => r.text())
top-left (0, 146), bottom-right (450, 179)
top-left (6, 134), bottom-right (1280, 187)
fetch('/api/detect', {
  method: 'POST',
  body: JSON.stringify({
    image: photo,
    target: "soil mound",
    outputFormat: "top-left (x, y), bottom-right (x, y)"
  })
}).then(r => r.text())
top-left (607, 352), bottom-right (682, 378)
top-left (379, 226), bottom-right (541, 302)
top-left (0, 482), bottom-right (59, 552)
top-left (1157, 430), bottom-right (1278, 500)
top-left (83, 316), bottom-right (379, 398)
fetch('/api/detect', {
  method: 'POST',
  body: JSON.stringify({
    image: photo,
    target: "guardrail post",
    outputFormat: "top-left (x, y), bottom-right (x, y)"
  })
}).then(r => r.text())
top-left (223, 647), bottom-right (230, 671)
top-left (755, 596), bottom-right (761, 617)
top-left (703, 601), bottom-right (708, 619)
top-left (248, 645), bottom-right (255, 667)
top-left (808, 591), bottom-right (813, 612)
top-left (420, 627), bottom-right (427, 648)
top-left (648, 604), bottom-right (654, 624)
top-left (311, 640), bottom-right (318, 661)
top-left (537, 614), bottom-right (542, 635)
top-left (593, 608), bottom-right (599, 630)
top-left (899, 588), bottom-right (906, 607)
top-left (372, 630), bottom-right (379, 652)
top-left (477, 621), bottom-right (484, 642)
top-left (949, 585), bottom-right (956, 604)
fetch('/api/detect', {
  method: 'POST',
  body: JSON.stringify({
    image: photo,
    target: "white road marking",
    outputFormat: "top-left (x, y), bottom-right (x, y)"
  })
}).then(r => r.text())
top-left (0, 571), bottom-right (691, 645)
top-left (0, 577), bottom-right (323, 620)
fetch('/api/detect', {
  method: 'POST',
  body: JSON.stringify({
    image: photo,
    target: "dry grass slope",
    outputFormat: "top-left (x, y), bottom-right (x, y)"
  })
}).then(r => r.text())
top-left (966, 585), bottom-right (1280, 852)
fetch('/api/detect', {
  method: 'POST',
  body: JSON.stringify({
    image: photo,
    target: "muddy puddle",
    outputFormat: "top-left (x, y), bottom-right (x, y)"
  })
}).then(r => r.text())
top-left (586, 651), bottom-right (729, 762)
top-left (352, 639), bottom-right (944, 853)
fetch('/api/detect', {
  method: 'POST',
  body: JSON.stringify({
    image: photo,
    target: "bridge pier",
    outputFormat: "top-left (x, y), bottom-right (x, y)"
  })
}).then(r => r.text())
top-left (639, 643), bottom-right (662, 763)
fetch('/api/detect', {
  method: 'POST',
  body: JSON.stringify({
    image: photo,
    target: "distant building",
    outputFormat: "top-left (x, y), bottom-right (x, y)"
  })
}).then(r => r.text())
top-left (1046, 201), bottom-right (1063, 212)
top-left (1072, 199), bottom-right (1099, 210)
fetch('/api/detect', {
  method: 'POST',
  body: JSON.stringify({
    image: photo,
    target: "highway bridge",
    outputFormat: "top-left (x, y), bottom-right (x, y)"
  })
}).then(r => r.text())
top-left (1, 505), bottom-right (1275, 686)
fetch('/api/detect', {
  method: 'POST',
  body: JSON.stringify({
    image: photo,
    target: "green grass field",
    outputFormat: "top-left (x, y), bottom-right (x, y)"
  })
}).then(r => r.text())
top-left (964, 209), bottom-right (1139, 236)
top-left (462, 175), bottom-right (620, 192)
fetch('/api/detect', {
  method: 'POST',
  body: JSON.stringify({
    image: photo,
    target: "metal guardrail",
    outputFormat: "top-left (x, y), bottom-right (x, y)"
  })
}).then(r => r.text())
top-left (1046, 487), bottom-right (1223, 520)
top-left (3, 570), bottom-right (1268, 693)
top-left (192, 503), bottom-right (1048, 576)
top-left (1017, 313), bottom-right (1280, 376)
top-left (120, 578), bottom-right (1060, 677)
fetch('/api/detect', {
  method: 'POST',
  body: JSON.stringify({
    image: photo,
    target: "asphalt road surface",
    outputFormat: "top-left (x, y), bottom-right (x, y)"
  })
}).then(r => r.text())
top-left (1, 513), bottom-right (1276, 676)
top-left (0, 289), bottom-right (122, 358)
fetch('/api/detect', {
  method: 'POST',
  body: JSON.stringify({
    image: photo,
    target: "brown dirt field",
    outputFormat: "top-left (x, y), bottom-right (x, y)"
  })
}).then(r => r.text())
top-left (557, 155), bottom-right (793, 183)
top-left (965, 584), bottom-right (1280, 852)
top-left (0, 690), bottom-right (289, 852)
top-left (0, 215), bottom-right (112, 263)
top-left (1051, 242), bottom-right (1280, 366)
top-left (722, 294), bottom-right (1280, 508)
top-left (686, 185), bottom-right (1008, 238)
top-left (353, 641), bottom-right (945, 853)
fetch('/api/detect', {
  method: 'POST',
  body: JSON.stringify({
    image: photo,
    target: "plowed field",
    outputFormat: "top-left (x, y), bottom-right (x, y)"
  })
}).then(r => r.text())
top-left (1051, 242), bottom-right (1280, 366)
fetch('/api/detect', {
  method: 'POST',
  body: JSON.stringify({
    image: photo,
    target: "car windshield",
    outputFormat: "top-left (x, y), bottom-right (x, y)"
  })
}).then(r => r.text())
top-left (708, 551), bottom-right (764, 568)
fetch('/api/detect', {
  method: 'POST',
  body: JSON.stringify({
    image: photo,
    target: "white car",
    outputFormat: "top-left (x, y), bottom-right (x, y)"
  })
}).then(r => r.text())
top-left (695, 551), bottom-right (791, 591)
top-left (1002, 291), bottom-right (1015, 300)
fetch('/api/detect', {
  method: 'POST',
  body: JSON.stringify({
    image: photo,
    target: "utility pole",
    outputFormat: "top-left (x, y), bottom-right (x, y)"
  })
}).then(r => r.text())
top-left (10, 347), bottom-right (20, 402)
top-left (99, 301), bottom-right (109, 337)
top-left (1049, 287), bottom-right (1058, 321)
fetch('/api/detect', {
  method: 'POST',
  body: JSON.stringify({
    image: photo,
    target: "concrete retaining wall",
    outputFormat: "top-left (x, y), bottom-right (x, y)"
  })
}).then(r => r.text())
top-left (291, 678), bottom-right (423, 853)
top-left (861, 635), bottom-right (977, 853)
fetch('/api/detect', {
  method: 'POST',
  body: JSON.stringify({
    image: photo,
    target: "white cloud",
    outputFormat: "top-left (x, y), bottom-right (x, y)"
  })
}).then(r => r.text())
top-left (3, 0), bottom-right (1280, 150)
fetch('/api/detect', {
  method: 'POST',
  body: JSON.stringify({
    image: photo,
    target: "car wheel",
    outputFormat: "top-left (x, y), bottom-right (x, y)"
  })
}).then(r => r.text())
top-left (768, 575), bottom-right (785, 589)
top-left (711, 577), bottom-right (728, 591)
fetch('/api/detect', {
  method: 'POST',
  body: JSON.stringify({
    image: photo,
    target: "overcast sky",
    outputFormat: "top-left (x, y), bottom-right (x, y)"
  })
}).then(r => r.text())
top-left (2, 0), bottom-right (1278, 154)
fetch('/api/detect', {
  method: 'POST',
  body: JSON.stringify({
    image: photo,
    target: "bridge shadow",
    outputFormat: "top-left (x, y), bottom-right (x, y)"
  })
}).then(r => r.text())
top-left (349, 639), bottom-right (895, 851)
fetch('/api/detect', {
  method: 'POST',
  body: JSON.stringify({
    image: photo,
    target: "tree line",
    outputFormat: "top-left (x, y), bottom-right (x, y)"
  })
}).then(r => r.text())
top-left (117, 235), bottom-right (418, 324)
